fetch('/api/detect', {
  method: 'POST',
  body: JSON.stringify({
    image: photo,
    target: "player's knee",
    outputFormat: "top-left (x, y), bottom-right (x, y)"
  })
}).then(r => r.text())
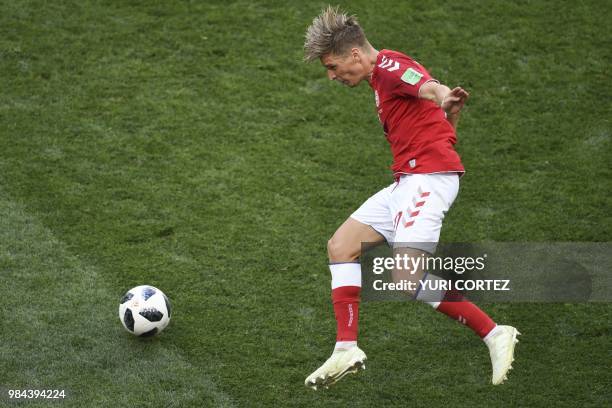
top-left (327, 235), bottom-right (360, 262)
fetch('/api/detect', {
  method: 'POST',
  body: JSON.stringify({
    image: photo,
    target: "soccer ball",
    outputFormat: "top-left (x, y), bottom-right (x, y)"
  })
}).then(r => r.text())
top-left (119, 285), bottom-right (171, 337)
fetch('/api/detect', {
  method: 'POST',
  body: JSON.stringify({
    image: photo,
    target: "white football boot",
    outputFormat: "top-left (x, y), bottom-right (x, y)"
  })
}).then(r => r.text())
top-left (484, 325), bottom-right (521, 385)
top-left (305, 346), bottom-right (367, 390)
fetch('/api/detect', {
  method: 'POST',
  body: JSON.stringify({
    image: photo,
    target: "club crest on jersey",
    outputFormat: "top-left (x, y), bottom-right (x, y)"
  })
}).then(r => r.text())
top-left (401, 68), bottom-right (423, 85)
top-left (409, 159), bottom-right (416, 168)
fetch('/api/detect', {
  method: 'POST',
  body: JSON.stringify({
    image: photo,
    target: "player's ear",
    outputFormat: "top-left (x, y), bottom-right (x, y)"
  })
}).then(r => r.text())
top-left (351, 47), bottom-right (361, 63)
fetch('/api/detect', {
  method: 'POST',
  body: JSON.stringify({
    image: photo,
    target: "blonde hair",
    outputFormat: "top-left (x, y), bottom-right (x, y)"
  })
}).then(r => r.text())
top-left (303, 6), bottom-right (366, 62)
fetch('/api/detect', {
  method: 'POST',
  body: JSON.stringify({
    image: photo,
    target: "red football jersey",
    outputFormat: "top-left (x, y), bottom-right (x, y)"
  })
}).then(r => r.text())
top-left (369, 49), bottom-right (465, 176)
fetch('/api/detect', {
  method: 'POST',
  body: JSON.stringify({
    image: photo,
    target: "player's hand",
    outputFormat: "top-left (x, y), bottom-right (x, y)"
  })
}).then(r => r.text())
top-left (441, 87), bottom-right (469, 115)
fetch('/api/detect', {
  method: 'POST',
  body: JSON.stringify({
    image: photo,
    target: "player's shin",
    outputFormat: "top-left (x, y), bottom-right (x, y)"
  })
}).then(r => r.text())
top-left (415, 273), bottom-right (496, 338)
top-left (330, 262), bottom-right (361, 350)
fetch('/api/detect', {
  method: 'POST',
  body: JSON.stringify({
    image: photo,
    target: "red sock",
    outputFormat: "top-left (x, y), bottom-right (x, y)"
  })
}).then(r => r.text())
top-left (332, 286), bottom-right (360, 341)
top-left (436, 290), bottom-right (496, 338)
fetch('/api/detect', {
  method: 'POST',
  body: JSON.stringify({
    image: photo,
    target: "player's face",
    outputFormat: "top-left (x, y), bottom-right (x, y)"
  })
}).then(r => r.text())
top-left (321, 51), bottom-right (366, 87)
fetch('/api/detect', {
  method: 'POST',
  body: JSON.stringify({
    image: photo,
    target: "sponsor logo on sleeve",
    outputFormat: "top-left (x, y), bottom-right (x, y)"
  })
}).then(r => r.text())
top-left (401, 68), bottom-right (423, 85)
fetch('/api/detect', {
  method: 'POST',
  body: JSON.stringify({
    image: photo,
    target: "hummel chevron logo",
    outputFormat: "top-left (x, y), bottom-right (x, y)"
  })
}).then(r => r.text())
top-left (393, 186), bottom-right (431, 230)
top-left (378, 56), bottom-right (400, 72)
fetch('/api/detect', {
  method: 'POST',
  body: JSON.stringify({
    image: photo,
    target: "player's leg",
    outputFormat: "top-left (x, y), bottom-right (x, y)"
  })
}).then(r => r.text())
top-left (306, 186), bottom-right (393, 390)
top-left (327, 217), bottom-right (386, 350)
top-left (391, 246), bottom-right (498, 339)
top-left (390, 173), bottom-right (520, 385)
top-left (305, 219), bottom-right (386, 389)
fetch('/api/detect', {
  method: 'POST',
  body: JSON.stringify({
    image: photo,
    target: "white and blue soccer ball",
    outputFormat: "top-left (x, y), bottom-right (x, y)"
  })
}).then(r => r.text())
top-left (119, 285), bottom-right (171, 337)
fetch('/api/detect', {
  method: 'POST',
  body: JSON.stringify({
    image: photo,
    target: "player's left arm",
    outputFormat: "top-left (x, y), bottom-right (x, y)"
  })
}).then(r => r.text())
top-left (419, 81), bottom-right (469, 129)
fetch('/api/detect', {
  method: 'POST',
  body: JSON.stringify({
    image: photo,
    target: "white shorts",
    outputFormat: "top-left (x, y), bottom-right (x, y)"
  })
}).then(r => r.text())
top-left (350, 173), bottom-right (460, 253)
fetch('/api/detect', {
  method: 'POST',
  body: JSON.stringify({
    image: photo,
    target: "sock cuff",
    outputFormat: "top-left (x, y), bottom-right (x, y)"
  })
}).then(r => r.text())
top-left (442, 289), bottom-right (465, 302)
top-left (414, 273), bottom-right (447, 304)
top-left (330, 262), bottom-right (362, 289)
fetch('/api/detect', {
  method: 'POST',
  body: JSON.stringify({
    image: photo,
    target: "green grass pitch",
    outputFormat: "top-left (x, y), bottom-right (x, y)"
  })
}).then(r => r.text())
top-left (1, 0), bottom-right (610, 406)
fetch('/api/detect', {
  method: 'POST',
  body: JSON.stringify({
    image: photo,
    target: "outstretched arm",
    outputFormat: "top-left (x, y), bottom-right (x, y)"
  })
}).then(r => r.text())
top-left (418, 81), bottom-right (469, 129)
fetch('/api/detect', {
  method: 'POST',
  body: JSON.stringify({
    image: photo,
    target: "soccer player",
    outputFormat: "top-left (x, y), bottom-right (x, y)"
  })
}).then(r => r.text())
top-left (303, 6), bottom-right (520, 389)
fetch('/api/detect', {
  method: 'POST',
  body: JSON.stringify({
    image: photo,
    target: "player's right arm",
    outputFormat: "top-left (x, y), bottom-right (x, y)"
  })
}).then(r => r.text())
top-left (379, 55), bottom-right (469, 129)
top-left (418, 82), bottom-right (469, 129)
